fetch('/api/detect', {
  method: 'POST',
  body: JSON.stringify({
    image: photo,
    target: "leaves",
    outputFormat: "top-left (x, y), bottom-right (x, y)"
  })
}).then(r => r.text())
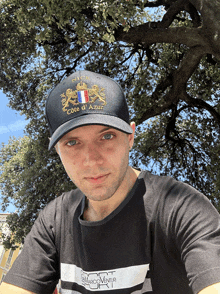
top-left (0, 134), bottom-right (74, 246)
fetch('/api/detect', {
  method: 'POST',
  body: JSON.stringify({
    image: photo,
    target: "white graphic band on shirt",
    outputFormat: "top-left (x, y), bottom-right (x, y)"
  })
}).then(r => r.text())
top-left (61, 263), bottom-right (151, 291)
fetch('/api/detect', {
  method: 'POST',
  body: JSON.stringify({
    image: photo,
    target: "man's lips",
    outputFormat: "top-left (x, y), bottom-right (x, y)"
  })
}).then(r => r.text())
top-left (84, 173), bottom-right (110, 184)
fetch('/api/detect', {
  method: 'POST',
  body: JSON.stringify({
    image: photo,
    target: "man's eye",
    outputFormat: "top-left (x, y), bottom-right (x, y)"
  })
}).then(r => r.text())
top-left (66, 140), bottom-right (78, 146)
top-left (102, 133), bottom-right (114, 140)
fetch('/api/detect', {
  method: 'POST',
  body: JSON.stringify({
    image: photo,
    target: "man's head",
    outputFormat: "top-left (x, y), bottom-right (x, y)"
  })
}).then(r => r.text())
top-left (46, 70), bottom-right (136, 202)
top-left (46, 70), bottom-right (133, 150)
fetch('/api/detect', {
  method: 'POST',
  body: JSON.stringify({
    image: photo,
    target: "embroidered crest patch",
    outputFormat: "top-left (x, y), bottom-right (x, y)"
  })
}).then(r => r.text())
top-left (61, 80), bottom-right (107, 115)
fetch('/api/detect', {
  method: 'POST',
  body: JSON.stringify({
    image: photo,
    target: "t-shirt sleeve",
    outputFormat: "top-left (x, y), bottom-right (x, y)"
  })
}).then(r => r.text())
top-left (4, 197), bottom-right (60, 294)
top-left (168, 184), bottom-right (220, 294)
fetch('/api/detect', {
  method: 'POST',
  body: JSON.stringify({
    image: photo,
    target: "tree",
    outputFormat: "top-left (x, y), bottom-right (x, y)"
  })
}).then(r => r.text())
top-left (0, 0), bottom-right (220, 247)
top-left (0, 136), bottom-right (73, 248)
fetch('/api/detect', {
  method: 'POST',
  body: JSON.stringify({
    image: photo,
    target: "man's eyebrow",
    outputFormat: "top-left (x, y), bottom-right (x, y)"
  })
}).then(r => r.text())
top-left (98, 126), bottom-right (115, 133)
top-left (60, 133), bottom-right (78, 142)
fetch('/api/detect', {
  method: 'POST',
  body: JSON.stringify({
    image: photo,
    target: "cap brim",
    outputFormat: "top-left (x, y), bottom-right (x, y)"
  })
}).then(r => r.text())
top-left (48, 114), bottom-right (133, 150)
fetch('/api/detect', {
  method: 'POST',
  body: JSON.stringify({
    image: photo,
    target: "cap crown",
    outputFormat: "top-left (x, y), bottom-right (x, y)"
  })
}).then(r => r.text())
top-left (46, 70), bottom-right (132, 149)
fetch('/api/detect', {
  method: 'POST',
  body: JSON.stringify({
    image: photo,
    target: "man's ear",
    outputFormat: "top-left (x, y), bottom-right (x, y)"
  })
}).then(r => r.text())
top-left (130, 121), bottom-right (135, 133)
top-left (128, 122), bottom-right (135, 150)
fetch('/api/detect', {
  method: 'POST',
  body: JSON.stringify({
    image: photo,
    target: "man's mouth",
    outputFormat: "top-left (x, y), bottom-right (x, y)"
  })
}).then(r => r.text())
top-left (85, 174), bottom-right (110, 184)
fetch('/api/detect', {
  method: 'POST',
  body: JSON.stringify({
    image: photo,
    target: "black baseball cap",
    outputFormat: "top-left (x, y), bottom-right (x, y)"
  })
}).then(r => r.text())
top-left (46, 70), bottom-right (133, 150)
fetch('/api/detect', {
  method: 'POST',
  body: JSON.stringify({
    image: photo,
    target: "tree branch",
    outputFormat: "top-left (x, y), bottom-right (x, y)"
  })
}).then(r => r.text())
top-left (135, 46), bottom-right (205, 125)
top-left (142, 0), bottom-right (167, 8)
top-left (135, 74), bottom-right (174, 125)
top-left (189, 0), bottom-right (220, 58)
top-left (181, 92), bottom-right (220, 126)
top-left (115, 25), bottom-right (210, 52)
top-left (184, 2), bottom-right (202, 27)
top-left (160, 0), bottom-right (187, 28)
top-left (172, 45), bottom-right (205, 90)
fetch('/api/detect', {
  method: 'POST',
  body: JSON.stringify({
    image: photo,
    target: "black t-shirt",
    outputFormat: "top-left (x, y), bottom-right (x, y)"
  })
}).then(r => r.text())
top-left (4, 171), bottom-right (220, 294)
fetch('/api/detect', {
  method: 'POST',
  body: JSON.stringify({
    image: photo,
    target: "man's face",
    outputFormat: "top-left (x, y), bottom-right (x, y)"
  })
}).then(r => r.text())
top-left (56, 124), bottom-right (135, 202)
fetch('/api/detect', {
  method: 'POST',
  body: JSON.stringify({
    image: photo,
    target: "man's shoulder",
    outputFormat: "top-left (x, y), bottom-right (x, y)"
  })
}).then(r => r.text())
top-left (49, 187), bottom-right (83, 207)
top-left (57, 188), bottom-right (84, 204)
top-left (140, 169), bottom-right (198, 196)
top-left (40, 188), bottom-right (84, 221)
top-left (139, 170), bottom-right (204, 214)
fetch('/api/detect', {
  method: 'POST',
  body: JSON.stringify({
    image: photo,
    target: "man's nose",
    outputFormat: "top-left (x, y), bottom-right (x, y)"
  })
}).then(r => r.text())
top-left (82, 144), bottom-right (104, 166)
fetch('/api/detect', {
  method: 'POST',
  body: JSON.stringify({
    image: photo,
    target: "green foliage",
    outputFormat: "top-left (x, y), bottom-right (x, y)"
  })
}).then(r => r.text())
top-left (0, 134), bottom-right (74, 246)
top-left (0, 0), bottom-right (220, 247)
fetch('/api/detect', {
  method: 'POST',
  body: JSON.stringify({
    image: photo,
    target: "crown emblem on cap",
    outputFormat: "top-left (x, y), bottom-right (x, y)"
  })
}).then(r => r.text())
top-left (61, 82), bottom-right (107, 114)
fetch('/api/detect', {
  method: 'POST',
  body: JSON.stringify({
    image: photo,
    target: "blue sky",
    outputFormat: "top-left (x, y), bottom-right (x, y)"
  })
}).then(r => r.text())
top-left (0, 90), bottom-right (28, 213)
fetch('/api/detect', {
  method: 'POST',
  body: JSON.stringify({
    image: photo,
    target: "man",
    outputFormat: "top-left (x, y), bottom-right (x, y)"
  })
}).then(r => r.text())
top-left (1, 70), bottom-right (220, 294)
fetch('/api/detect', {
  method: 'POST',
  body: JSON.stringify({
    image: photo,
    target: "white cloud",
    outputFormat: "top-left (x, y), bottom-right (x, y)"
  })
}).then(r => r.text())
top-left (0, 120), bottom-right (27, 135)
top-left (0, 126), bottom-right (9, 134)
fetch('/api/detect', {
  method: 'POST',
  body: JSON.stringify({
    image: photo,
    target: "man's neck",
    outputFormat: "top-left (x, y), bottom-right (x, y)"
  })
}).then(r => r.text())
top-left (83, 167), bottom-right (140, 222)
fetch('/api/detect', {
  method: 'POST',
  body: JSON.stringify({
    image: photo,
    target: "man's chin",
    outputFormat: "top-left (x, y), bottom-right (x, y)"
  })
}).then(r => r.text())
top-left (83, 186), bottom-right (117, 202)
top-left (85, 193), bottom-right (114, 202)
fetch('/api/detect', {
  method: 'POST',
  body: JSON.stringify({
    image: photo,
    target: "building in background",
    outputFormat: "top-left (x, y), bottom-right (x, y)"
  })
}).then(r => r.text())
top-left (0, 213), bottom-right (22, 284)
